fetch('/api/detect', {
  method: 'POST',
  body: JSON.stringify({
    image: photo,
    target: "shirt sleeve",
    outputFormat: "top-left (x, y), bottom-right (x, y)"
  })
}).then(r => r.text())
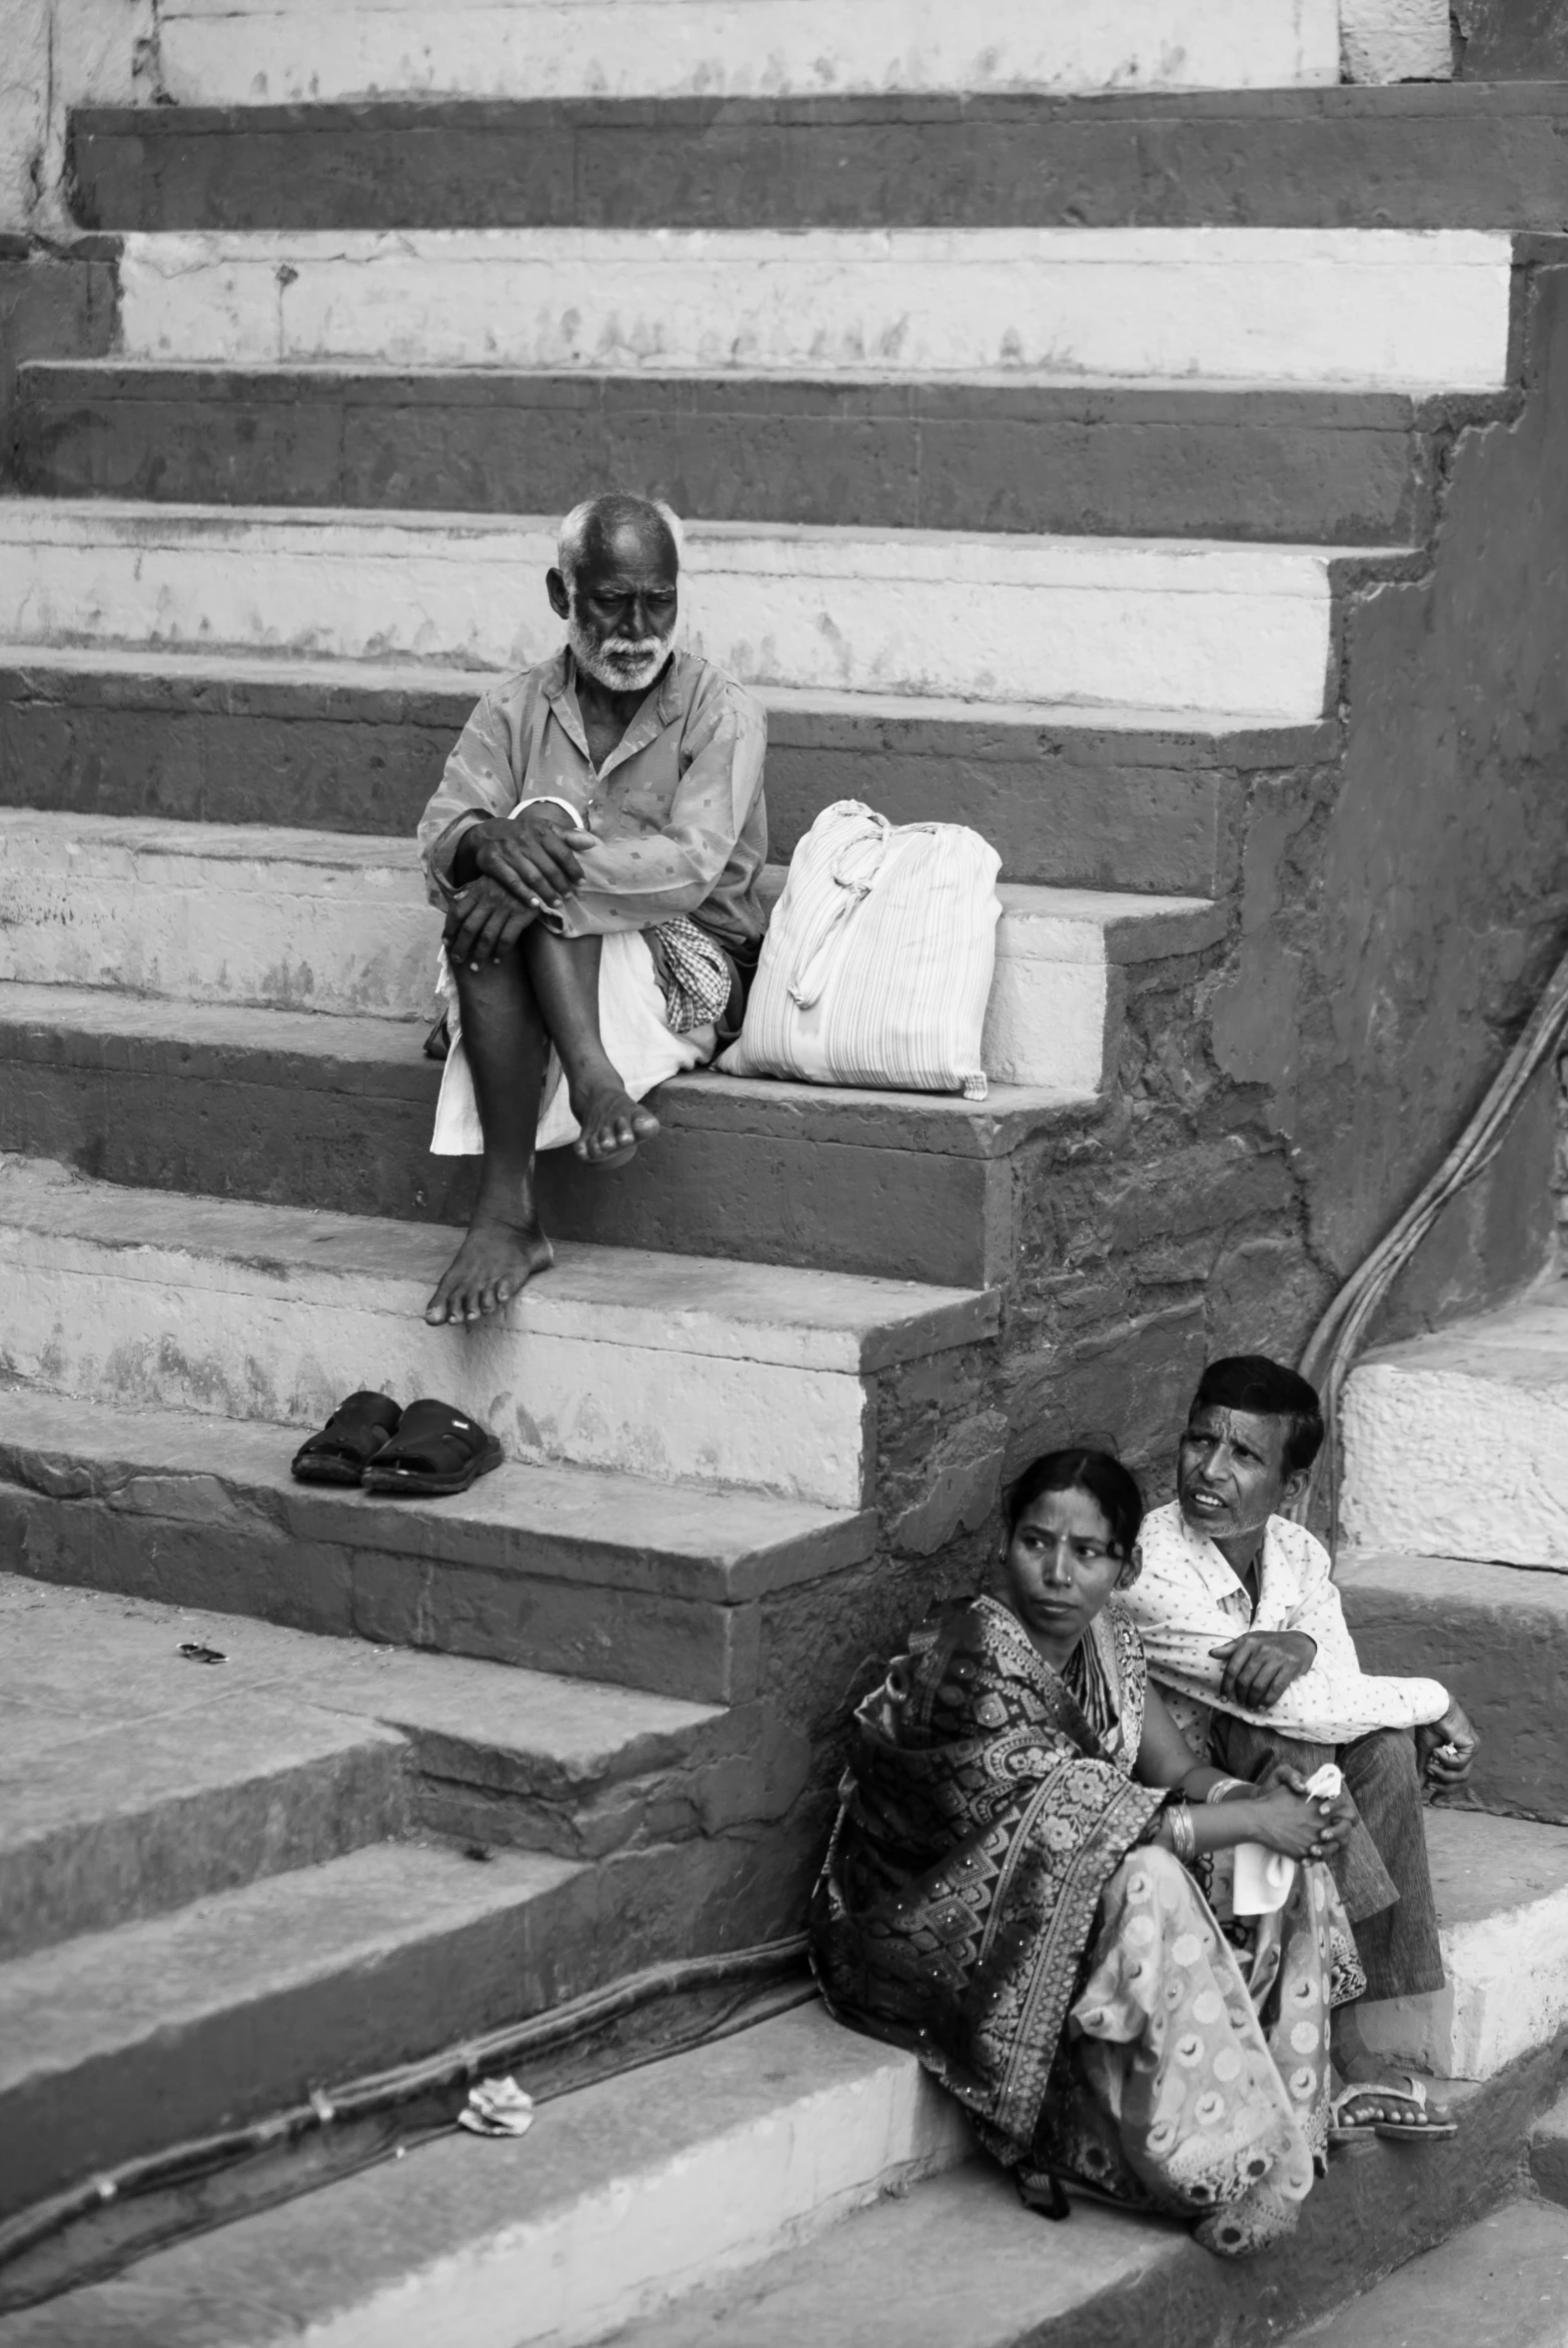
top-left (1127, 1523), bottom-right (1450, 1746)
top-left (1262, 1538), bottom-right (1451, 1742)
top-left (553, 683), bottom-right (768, 938)
top-left (417, 693), bottom-right (523, 908)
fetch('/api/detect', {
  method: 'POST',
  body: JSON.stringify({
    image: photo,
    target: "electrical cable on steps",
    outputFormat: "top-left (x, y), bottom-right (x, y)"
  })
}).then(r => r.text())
top-left (1294, 940), bottom-right (1568, 1554)
top-left (0, 1931), bottom-right (813, 2309)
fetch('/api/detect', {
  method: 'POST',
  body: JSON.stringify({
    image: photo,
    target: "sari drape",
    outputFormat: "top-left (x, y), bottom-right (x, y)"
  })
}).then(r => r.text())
top-left (810, 1594), bottom-right (1357, 2256)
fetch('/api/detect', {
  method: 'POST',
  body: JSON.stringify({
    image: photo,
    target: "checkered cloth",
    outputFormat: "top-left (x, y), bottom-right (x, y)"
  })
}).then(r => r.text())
top-left (649, 917), bottom-right (733, 1035)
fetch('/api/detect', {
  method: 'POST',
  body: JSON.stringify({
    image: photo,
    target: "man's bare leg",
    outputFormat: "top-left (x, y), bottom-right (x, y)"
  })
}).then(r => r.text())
top-left (525, 929), bottom-right (661, 1168)
top-left (425, 943), bottom-right (556, 1324)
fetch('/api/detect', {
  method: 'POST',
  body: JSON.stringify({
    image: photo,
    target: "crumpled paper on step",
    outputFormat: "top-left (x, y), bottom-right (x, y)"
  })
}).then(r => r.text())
top-left (1232, 1762), bottom-right (1343, 1916)
top-left (458, 2077), bottom-right (535, 2138)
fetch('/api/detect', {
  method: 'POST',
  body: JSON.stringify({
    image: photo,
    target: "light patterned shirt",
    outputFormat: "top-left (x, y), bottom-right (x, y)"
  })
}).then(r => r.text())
top-left (418, 646), bottom-right (768, 957)
top-left (1124, 1501), bottom-right (1450, 1752)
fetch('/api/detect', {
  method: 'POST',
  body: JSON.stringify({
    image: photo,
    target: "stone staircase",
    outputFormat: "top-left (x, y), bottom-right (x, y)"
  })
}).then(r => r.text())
top-left (2, 0), bottom-right (1568, 2339)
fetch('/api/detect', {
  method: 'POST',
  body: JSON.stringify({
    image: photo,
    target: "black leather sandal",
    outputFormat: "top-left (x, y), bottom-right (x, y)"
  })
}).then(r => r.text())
top-left (360, 1398), bottom-right (504, 1496)
top-left (291, 1391), bottom-right (402, 1485)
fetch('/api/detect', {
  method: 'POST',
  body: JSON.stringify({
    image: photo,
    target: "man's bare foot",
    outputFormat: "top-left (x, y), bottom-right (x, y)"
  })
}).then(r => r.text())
top-left (570, 1080), bottom-right (661, 1169)
top-left (425, 1215), bottom-right (554, 1324)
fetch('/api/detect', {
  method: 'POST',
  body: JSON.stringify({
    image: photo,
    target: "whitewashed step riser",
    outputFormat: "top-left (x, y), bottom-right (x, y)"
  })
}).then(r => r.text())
top-left (114, 229), bottom-right (1513, 396)
top-left (1339, 1292), bottom-right (1568, 1569)
top-left (0, 1162), bottom-right (991, 1507)
top-left (152, 0), bottom-right (1341, 107)
top-left (0, 821), bottom-right (1214, 1094)
top-left (0, 504), bottom-right (1375, 720)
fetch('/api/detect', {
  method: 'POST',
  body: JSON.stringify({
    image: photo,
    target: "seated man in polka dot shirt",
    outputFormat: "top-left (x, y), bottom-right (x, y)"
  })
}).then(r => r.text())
top-left (1124, 1353), bottom-right (1479, 2137)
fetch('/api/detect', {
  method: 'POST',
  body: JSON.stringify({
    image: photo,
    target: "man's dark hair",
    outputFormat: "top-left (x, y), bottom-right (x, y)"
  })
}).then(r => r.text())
top-left (1190, 1354), bottom-right (1324, 1475)
top-left (1006, 1447), bottom-right (1144, 1564)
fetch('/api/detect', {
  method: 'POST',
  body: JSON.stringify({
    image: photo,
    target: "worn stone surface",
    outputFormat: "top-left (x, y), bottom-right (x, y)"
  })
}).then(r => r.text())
top-left (0, 1684), bottom-right (407, 1961)
top-left (0, 2002), bottom-right (975, 2347)
top-left (1288, 2199), bottom-right (1568, 2347)
top-left (1339, 1283), bottom-right (1568, 1566)
top-left (12, 368), bottom-right (1437, 544)
top-left (0, 239), bottom-right (117, 482)
top-left (0, 1837), bottom-right (590, 2216)
top-left (66, 86), bottom-right (1568, 235)
top-left (1341, 1552), bottom-right (1568, 1823)
top-left (623, 2042), bottom-right (1568, 2348)
top-left (0, 658), bottom-right (1301, 893)
top-left (1457, 0), bottom-right (1568, 79)
top-left (0, 1390), bottom-right (870, 1703)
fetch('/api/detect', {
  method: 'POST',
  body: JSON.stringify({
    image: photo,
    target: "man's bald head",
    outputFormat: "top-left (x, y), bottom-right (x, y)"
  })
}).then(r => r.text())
top-left (548, 494), bottom-right (683, 698)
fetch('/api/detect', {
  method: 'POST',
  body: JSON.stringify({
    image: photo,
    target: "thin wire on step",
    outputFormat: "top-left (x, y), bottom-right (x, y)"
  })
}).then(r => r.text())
top-left (1293, 942), bottom-right (1568, 1555)
top-left (0, 1933), bottom-right (813, 2298)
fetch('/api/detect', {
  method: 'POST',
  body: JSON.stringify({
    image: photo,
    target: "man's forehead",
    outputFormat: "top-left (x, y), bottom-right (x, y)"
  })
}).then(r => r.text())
top-left (1184, 1403), bottom-right (1286, 1452)
top-left (578, 516), bottom-right (679, 585)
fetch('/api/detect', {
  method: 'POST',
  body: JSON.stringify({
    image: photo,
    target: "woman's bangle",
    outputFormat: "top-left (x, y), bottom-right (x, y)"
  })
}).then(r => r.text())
top-left (1205, 1777), bottom-right (1248, 1805)
top-left (1166, 1797), bottom-right (1197, 1863)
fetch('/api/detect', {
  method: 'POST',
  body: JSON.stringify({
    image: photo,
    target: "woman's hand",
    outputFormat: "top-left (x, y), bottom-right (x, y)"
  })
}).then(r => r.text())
top-left (1246, 1784), bottom-right (1333, 1861)
top-left (1274, 1765), bottom-right (1353, 1854)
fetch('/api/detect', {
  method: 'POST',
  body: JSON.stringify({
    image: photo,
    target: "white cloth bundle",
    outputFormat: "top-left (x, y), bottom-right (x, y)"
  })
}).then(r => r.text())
top-left (1232, 1762), bottom-right (1344, 1917)
top-left (718, 801), bottom-right (1001, 1099)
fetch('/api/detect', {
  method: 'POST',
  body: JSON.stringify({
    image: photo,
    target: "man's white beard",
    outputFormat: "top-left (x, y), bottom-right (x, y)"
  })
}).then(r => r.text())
top-left (568, 610), bottom-right (670, 695)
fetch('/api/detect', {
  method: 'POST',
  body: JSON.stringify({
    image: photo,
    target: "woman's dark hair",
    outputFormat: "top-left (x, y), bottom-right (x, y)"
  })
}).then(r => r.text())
top-left (1005, 1447), bottom-right (1144, 1564)
top-left (1191, 1354), bottom-right (1324, 1476)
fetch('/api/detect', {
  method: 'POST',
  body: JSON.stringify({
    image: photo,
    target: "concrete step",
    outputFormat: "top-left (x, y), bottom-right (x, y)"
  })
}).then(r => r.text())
top-left (0, 1156), bottom-right (994, 1509)
top-left (0, 648), bottom-right (1330, 897)
top-left (1286, 2198), bottom-right (1568, 2347)
top-left (0, 810), bottom-right (1223, 1090)
top-left (1340, 1279), bottom-right (1568, 1568)
top-left (104, 227), bottom-right (1513, 393)
top-left (0, 984), bottom-right (1083, 1288)
top-left (0, 1569), bottom-right (814, 1934)
top-left (140, 0), bottom-right (1341, 108)
top-left (618, 2144), bottom-right (1558, 2348)
top-left (0, 502), bottom-right (1407, 720)
top-left (1354, 1808), bottom-right (1568, 2083)
top-left (68, 85), bottom-right (1568, 235)
top-left (0, 1387), bottom-right (872, 1703)
top-left (13, 365), bottom-right (1455, 545)
top-left (0, 1674), bottom-right (406, 1962)
top-left (0, 1832), bottom-right (591, 2220)
top-left (1340, 1551), bottom-right (1568, 1825)
top-left (0, 2003), bottom-right (974, 2347)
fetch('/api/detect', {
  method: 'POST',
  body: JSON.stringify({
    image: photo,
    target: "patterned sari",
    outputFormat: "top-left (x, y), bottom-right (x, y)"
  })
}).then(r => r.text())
top-left (810, 1593), bottom-right (1359, 2256)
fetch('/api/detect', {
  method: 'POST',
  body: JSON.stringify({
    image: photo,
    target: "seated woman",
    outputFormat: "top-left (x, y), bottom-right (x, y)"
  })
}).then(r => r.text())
top-left (810, 1446), bottom-right (1365, 2258)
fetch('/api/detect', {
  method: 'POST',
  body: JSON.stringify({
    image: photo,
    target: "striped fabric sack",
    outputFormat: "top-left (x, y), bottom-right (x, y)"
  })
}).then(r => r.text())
top-left (718, 801), bottom-right (1001, 1100)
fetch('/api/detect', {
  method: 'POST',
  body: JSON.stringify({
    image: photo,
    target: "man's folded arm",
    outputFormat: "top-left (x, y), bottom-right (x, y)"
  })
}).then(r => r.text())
top-left (418, 695), bottom-right (523, 907)
top-left (552, 687), bottom-right (767, 937)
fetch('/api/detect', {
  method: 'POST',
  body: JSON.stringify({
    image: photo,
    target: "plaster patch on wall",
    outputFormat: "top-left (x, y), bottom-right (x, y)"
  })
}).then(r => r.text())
top-left (1341, 0), bottom-right (1455, 82)
top-left (0, 0), bottom-right (153, 232)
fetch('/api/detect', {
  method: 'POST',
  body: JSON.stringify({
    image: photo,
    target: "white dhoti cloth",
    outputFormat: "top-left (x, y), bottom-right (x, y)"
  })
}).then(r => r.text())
top-left (430, 929), bottom-right (719, 1157)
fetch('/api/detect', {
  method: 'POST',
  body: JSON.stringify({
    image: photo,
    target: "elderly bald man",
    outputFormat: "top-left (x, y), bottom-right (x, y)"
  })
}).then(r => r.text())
top-left (417, 493), bottom-right (768, 1324)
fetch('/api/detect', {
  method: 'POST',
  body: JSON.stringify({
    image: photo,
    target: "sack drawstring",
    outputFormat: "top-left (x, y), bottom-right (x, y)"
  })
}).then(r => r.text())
top-left (787, 811), bottom-right (892, 1011)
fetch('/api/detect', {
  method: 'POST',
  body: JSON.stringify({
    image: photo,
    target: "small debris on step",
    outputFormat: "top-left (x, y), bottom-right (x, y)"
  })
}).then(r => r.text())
top-left (177, 1640), bottom-right (228, 1664)
top-left (458, 2079), bottom-right (535, 2139)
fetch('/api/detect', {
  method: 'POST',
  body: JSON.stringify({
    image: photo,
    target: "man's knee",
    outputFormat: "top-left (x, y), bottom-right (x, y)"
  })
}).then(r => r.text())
top-left (1212, 1712), bottom-right (1333, 1784)
top-left (1342, 1726), bottom-right (1420, 1799)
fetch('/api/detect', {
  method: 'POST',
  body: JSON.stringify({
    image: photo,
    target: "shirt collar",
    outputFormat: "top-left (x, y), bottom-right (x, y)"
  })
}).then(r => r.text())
top-left (1166, 1505), bottom-right (1297, 1612)
top-left (545, 644), bottom-right (687, 774)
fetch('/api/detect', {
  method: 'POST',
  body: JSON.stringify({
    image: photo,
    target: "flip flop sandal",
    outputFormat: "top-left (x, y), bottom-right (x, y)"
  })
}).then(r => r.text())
top-left (1329, 2072), bottom-right (1458, 2145)
top-left (359, 1398), bottom-right (504, 1497)
top-left (291, 1390), bottom-right (402, 1485)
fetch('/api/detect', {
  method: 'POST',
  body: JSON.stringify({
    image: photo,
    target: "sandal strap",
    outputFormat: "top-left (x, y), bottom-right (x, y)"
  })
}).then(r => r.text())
top-left (295, 1390), bottom-right (402, 1462)
top-left (369, 1399), bottom-right (492, 1477)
